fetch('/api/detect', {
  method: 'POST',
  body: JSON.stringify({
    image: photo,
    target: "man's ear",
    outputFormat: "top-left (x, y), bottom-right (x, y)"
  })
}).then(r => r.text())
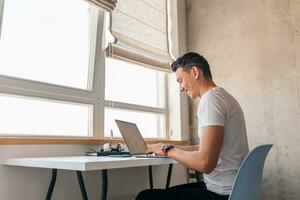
top-left (191, 66), bottom-right (200, 79)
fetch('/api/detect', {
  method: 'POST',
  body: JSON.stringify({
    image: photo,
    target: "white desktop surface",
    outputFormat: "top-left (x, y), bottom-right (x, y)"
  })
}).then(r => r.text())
top-left (2, 156), bottom-right (176, 171)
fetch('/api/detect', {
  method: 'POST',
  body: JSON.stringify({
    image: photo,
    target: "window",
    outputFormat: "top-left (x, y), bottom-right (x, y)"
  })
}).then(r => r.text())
top-left (0, 0), bottom-right (92, 90)
top-left (0, 0), bottom-right (102, 138)
top-left (0, 0), bottom-right (188, 142)
top-left (104, 108), bottom-right (165, 138)
top-left (105, 58), bottom-right (165, 108)
top-left (0, 94), bottom-right (92, 137)
top-left (104, 58), bottom-right (167, 138)
top-left (102, 0), bottom-right (171, 139)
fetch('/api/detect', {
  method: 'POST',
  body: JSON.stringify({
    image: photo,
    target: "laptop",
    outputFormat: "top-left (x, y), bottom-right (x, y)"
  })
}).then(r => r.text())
top-left (115, 119), bottom-right (168, 158)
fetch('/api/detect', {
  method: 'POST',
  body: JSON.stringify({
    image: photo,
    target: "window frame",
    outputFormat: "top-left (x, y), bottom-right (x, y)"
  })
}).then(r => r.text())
top-left (0, 0), bottom-right (4, 40)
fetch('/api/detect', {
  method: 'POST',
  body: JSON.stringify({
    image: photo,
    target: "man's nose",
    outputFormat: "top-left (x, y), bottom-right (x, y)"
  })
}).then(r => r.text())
top-left (180, 87), bottom-right (185, 92)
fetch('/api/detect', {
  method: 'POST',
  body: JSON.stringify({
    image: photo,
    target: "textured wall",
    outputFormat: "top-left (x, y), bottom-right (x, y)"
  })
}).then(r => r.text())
top-left (186, 0), bottom-right (300, 199)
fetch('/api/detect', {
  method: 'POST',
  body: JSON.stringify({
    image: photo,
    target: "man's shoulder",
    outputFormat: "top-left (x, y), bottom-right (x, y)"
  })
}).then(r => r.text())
top-left (200, 87), bottom-right (228, 103)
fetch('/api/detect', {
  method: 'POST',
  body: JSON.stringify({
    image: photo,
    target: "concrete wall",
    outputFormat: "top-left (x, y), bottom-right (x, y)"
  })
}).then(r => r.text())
top-left (186, 0), bottom-right (300, 199)
top-left (0, 145), bottom-right (187, 200)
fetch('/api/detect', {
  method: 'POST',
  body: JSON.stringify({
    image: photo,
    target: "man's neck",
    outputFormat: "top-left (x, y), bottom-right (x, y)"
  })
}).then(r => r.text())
top-left (199, 80), bottom-right (217, 97)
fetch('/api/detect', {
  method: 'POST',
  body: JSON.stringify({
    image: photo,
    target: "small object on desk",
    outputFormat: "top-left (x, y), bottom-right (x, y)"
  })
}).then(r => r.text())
top-left (86, 143), bottom-right (128, 156)
top-left (103, 143), bottom-right (113, 152)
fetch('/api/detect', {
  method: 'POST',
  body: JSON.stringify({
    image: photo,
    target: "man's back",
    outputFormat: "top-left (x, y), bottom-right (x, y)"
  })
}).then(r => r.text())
top-left (198, 87), bottom-right (249, 195)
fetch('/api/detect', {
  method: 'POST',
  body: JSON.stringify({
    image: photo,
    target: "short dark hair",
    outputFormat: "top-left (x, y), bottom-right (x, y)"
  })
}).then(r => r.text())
top-left (171, 52), bottom-right (212, 79)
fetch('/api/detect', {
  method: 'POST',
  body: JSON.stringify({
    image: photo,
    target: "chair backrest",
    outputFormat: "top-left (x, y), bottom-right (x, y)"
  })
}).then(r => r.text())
top-left (229, 144), bottom-right (273, 200)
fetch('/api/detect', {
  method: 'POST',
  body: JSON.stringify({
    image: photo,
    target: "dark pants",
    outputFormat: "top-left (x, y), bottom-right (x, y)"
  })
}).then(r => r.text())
top-left (135, 182), bottom-right (229, 200)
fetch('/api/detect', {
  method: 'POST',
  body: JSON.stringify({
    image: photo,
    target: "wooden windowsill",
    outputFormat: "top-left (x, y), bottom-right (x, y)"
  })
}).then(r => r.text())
top-left (0, 137), bottom-right (188, 145)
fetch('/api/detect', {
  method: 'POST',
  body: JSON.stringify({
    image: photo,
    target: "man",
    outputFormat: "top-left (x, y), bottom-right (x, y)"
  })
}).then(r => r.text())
top-left (136, 52), bottom-right (249, 200)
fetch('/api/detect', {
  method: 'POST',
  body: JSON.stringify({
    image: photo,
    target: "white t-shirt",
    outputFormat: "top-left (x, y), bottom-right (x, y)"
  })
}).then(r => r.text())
top-left (198, 87), bottom-right (249, 195)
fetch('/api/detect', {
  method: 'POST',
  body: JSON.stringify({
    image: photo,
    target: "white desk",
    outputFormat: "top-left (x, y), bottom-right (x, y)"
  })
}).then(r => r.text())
top-left (3, 156), bottom-right (176, 200)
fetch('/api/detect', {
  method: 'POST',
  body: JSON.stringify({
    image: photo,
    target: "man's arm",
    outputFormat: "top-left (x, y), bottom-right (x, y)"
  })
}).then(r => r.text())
top-left (148, 144), bottom-right (199, 151)
top-left (175, 145), bottom-right (199, 151)
top-left (148, 126), bottom-right (224, 174)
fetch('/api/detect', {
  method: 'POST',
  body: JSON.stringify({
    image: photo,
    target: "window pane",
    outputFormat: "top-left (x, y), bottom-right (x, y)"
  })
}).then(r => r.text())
top-left (0, 94), bottom-right (92, 137)
top-left (105, 58), bottom-right (165, 108)
top-left (104, 108), bottom-right (165, 138)
top-left (0, 0), bottom-right (92, 89)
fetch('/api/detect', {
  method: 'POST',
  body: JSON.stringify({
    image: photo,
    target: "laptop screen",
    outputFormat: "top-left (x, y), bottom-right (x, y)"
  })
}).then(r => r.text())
top-left (115, 120), bottom-right (148, 155)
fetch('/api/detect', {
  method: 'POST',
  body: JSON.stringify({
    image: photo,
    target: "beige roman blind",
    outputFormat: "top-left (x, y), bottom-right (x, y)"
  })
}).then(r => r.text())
top-left (84, 0), bottom-right (117, 12)
top-left (106, 0), bottom-right (172, 71)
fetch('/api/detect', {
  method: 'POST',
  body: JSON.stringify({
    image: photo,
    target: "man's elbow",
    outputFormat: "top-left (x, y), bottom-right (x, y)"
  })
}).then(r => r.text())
top-left (197, 160), bottom-right (216, 174)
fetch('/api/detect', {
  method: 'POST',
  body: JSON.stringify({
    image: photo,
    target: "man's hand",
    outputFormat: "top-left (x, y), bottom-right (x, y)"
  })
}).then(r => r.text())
top-left (147, 143), bottom-right (166, 155)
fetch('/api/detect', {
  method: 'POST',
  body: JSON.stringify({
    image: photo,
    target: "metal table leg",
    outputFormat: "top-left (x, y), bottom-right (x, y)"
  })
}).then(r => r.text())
top-left (101, 169), bottom-right (108, 200)
top-left (165, 164), bottom-right (173, 189)
top-left (148, 166), bottom-right (153, 189)
top-left (45, 169), bottom-right (57, 200)
top-left (76, 171), bottom-right (88, 200)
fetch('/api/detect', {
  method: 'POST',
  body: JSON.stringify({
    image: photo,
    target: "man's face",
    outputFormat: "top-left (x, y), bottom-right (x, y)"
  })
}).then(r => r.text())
top-left (175, 67), bottom-right (199, 99)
